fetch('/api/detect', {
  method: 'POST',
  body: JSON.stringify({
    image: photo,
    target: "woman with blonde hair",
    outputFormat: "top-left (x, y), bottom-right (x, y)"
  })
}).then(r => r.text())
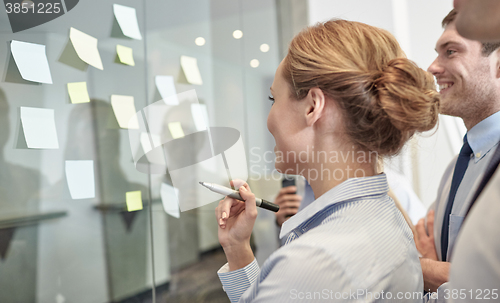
top-left (216, 19), bottom-right (439, 302)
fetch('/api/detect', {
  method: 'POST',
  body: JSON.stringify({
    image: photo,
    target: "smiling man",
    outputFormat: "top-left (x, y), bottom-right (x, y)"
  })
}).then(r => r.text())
top-left (415, 9), bottom-right (500, 300)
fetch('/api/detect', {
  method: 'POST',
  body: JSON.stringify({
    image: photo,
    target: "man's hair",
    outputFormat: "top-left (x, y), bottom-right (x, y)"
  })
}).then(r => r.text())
top-left (443, 9), bottom-right (500, 56)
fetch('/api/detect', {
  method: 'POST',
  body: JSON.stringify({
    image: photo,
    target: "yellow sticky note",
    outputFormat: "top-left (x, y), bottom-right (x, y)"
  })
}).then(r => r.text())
top-left (116, 45), bottom-right (135, 66)
top-left (126, 190), bottom-right (142, 211)
top-left (168, 122), bottom-right (185, 139)
top-left (67, 82), bottom-right (90, 103)
top-left (70, 27), bottom-right (104, 70)
top-left (180, 56), bottom-right (203, 85)
top-left (110, 95), bottom-right (139, 129)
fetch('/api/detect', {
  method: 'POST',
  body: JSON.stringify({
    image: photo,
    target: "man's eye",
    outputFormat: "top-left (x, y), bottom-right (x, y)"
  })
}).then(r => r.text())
top-left (446, 49), bottom-right (456, 56)
top-left (268, 96), bottom-right (275, 105)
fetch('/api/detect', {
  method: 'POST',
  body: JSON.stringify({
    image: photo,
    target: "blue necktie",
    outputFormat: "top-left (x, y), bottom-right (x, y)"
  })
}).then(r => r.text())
top-left (441, 135), bottom-right (472, 261)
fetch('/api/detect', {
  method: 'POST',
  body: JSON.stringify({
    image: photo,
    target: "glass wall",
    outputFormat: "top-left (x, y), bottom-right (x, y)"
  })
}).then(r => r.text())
top-left (0, 0), bottom-right (289, 301)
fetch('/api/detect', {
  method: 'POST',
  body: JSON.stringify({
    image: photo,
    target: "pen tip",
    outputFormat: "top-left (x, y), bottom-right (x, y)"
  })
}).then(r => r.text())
top-left (199, 182), bottom-right (204, 185)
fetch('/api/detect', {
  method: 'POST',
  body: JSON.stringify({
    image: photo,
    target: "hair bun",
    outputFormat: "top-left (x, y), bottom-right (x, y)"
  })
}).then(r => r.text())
top-left (373, 57), bottom-right (440, 134)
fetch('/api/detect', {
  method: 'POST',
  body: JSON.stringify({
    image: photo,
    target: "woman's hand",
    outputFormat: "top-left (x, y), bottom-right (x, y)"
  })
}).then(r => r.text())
top-left (215, 180), bottom-right (257, 271)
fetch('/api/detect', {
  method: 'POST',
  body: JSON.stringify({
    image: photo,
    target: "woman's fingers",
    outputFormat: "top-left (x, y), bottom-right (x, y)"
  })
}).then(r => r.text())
top-left (215, 180), bottom-right (256, 230)
top-left (230, 179), bottom-right (248, 190)
top-left (217, 197), bottom-right (236, 229)
top-left (238, 185), bottom-right (257, 218)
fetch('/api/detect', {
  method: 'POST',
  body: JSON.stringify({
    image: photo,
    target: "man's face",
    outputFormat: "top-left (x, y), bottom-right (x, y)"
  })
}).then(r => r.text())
top-left (428, 22), bottom-right (497, 125)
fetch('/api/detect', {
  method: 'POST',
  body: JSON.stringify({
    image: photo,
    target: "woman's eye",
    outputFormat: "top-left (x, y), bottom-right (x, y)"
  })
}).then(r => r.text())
top-left (268, 96), bottom-right (275, 105)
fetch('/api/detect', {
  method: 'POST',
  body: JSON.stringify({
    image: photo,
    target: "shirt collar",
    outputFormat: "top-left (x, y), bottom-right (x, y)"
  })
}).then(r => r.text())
top-left (467, 110), bottom-right (500, 162)
top-left (279, 173), bottom-right (389, 239)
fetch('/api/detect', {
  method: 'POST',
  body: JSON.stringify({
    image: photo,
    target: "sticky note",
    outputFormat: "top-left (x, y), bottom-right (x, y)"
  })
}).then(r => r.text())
top-left (70, 27), bottom-right (104, 70)
top-left (116, 45), bottom-right (135, 66)
top-left (67, 82), bottom-right (90, 104)
top-left (160, 183), bottom-right (180, 218)
top-left (155, 75), bottom-right (178, 105)
top-left (168, 122), bottom-right (184, 139)
top-left (113, 4), bottom-right (142, 40)
top-left (65, 160), bottom-right (95, 199)
top-left (191, 103), bottom-right (209, 131)
top-left (20, 107), bottom-right (59, 149)
top-left (180, 56), bottom-right (203, 85)
top-left (11, 40), bottom-right (53, 84)
top-left (110, 95), bottom-right (139, 129)
top-left (126, 190), bottom-right (142, 211)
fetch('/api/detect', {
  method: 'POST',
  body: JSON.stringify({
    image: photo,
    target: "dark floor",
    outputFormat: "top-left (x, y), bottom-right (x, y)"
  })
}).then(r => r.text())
top-left (157, 249), bottom-right (230, 303)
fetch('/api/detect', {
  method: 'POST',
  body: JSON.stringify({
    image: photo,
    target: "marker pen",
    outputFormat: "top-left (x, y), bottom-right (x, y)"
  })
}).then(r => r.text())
top-left (199, 182), bottom-right (280, 212)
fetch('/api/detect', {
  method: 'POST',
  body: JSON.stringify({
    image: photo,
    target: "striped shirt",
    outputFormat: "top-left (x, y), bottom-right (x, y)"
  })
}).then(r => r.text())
top-left (218, 174), bottom-right (423, 302)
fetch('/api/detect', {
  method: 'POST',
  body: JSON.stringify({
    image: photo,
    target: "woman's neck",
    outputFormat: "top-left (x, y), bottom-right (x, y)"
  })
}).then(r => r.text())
top-left (300, 145), bottom-right (377, 199)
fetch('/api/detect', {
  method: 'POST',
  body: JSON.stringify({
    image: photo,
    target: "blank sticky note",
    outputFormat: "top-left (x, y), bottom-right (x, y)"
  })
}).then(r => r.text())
top-left (65, 160), bottom-right (95, 199)
top-left (155, 75), bottom-right (178, 105)
top-left (113, 4), bottom-right (142, 40)
top-left (168, 122), bottom-right (184, 139)
top-left (20, 107), bottom-right (59, 149)
top-left (160, 183), bottom-right (180, 218)
top-left (126, 191), bottom-right (142, 211)
top-left (116, 45), bottom-right (135, 66)
top-left (191, 104), bottom-right (209, 131)
top-left (11, 40), bottom-right (53, 84)
top-left (70, 27), bottom-right (104, 70)
top-left (67, 82), bottom-right (90, 103)
top-left (180, 56), bottom-right (203, 85)
top-left (110, 95), bottom-right (139, 129)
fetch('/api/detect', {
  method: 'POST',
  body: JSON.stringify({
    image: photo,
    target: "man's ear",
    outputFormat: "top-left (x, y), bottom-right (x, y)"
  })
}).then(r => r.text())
top-left (305, 88), bottom-right (325, 127)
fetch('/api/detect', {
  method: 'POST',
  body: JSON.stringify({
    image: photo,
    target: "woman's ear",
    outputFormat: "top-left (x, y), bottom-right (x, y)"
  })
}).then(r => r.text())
top-left (305, 88), bottom-right (325, 127)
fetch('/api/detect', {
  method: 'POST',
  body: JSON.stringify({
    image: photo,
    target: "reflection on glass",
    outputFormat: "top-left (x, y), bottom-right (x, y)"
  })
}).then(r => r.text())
top-left (0, 88), bottom-right (46, 302)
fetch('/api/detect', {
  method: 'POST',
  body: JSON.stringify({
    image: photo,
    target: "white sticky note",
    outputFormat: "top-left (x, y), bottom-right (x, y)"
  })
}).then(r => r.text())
top-left (111, 95), bottom-right (139, 129)
top-left (160, 183), bottom-right (180, 218)
top-left (168, 122), bottom-right (184, 139)
top-left (116, 44), bottom-right (135, 66)
top-left (65, 160), bottom-right (95, 199)
top-left (56, 293), bottom-right (65, 303)
top-left (67, 82), bottom-right (90, 104)
top-left (180, 56), bottom-right (203, 85)
top-left (11, 40), bottom-right (53, 84)
top-left (20, 107), bottom-right (59, 149)
top-left (191, 103), bottom-right (209, 131)
top-left (155, 75), bottom-right (178, 105)
top-left (224, 136), bottom-right (248, 182)
top-left (113, 4), bottom-right (143, 40)
top-left (70, 27), bottom-right (104, 70)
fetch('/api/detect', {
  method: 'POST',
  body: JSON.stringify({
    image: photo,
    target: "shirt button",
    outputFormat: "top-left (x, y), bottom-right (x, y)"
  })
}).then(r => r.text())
top-left (476, 152), bottom-right (481, 158)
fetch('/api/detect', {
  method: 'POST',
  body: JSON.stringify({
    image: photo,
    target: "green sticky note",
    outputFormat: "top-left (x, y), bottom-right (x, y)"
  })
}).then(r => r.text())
top-left (67, 82), bottom-right (90, 104)
top-left (168, 122), bottom-right (185, 139)
top-left (126, 190), bottom-right (142, 211)
top-left (116, 44), bottom-right (135, 66)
